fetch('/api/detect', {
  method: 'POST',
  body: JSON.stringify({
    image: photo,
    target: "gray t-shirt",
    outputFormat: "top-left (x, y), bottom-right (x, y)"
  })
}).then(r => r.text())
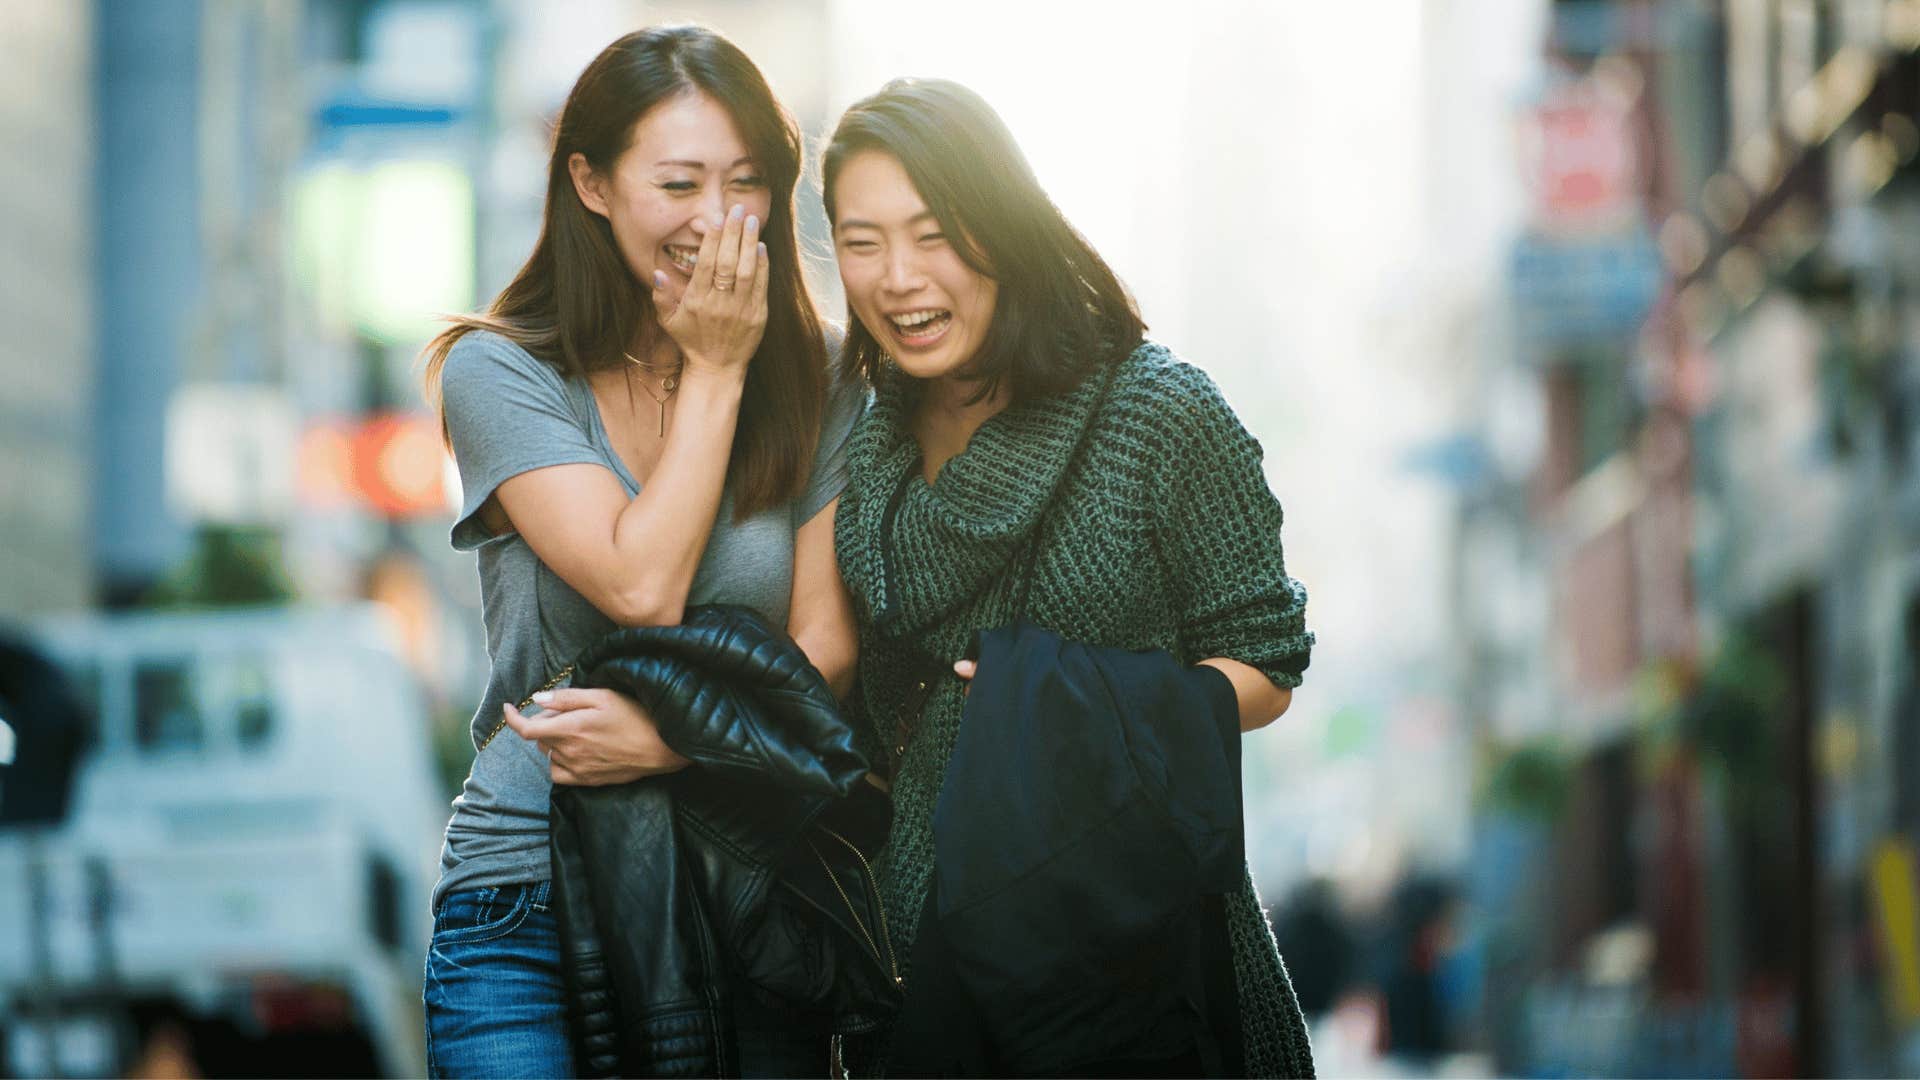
top-left (432, 329), bottom-right (862, 908)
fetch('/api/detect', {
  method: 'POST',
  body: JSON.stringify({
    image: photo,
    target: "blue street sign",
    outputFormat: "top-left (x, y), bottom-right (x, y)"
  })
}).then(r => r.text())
top-left (1509, 230), bottom-right (1665, 346)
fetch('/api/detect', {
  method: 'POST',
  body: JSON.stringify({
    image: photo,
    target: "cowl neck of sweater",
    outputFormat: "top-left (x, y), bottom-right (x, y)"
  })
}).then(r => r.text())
top-left (846, 361), bottom-right (1116, 643)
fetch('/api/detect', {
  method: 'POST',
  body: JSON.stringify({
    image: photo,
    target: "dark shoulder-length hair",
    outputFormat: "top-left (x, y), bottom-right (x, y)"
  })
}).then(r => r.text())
top-left (821, 78), bottom-right (1144, 402)
top-left (422, 24), bottom-right (824, 519)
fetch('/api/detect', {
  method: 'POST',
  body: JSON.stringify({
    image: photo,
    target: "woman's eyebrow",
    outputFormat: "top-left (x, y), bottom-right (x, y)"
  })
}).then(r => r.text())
top-left (835, 210), bottom-right (936, 232)
top-left (653, 156), bottom-right (757, 169)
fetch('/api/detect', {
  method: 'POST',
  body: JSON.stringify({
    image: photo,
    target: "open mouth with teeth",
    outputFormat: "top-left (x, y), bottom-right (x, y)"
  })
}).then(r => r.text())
top-left (886, 309), bottom-right (952, 346)
top-left (663, 245), bottom-right (699, 275)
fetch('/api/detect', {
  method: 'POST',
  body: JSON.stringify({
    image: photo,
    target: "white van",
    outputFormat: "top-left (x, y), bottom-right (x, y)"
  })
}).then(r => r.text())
top-left (0, 605), bottom-right (444, 1077)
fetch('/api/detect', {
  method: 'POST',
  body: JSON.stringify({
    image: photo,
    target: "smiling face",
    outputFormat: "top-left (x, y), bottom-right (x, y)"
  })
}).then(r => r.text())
top-left (831, 150), bottom-right (999, 384)
top-left (570, 90), bottom-right (773, 315)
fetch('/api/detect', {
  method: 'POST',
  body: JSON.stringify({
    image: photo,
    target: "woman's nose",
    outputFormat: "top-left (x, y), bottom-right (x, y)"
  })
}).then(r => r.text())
top-left (698, 184), bottom-right (728, 228)
top-left (882, 250), bottom-right (924, 292)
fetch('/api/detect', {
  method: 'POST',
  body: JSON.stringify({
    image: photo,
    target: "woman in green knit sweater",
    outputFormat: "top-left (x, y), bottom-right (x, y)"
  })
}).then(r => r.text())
top-left (823, 79), bottom-right (1317, 1077)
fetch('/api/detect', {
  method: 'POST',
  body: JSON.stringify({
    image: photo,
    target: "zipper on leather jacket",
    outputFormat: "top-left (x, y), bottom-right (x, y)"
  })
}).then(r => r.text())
top-left (811, 826), bottom-right (902, 991)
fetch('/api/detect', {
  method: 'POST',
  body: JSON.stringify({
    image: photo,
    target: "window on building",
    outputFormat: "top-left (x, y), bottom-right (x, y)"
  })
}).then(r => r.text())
top-left (134, 660), bottom-right (201, 752)
top-left (228, 657), bottom-right (275, 749)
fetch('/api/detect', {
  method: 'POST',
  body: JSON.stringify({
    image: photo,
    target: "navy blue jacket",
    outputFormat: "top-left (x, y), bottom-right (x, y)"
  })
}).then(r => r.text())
top-left (890, 620), bottom-right (1249, 1076)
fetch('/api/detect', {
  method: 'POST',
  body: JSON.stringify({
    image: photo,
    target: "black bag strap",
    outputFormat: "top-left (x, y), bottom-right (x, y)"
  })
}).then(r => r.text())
top-left (1003, 358), bottom-right (1120, 624)
top-left (884, 362), bottom-right (1120, 783)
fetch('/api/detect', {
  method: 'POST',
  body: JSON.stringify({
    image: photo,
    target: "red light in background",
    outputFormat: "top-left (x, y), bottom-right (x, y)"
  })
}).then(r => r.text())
top-left (344, 413), bottom-right (451, 518)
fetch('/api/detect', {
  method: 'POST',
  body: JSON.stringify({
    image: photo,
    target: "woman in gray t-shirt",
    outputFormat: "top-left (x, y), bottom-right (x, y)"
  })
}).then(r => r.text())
top-left (418, 27), bottom-right (860, 1079)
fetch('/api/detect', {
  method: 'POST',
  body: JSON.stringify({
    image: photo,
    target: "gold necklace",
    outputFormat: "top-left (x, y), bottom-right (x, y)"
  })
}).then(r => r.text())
top-left (622, 351), bottom-right (680, 436)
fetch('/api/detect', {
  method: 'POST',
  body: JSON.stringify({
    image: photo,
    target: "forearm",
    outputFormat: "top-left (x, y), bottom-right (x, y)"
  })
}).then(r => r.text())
top-left (603, 368), bottom-right (745, 624)
top-left (1197, 657), bottom-right (1294, 732)
top-left (786, 497), bottom-right (858, 698)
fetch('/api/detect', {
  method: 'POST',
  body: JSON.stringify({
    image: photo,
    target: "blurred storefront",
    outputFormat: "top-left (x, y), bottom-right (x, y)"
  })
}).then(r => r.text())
top-left (1457, 0), bottom-right (1920, 1074)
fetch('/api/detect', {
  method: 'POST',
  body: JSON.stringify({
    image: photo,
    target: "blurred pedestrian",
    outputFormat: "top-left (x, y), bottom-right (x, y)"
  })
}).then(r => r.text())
top-left (1377, 874), bottom-right (1458, 1069)
top-left (1272, 878), bottom-right (1359, 1020)
top-left (417, 25), bottom-right (860, 1079)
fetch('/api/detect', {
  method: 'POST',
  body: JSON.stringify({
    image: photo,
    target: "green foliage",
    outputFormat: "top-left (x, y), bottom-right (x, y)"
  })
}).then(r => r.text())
top-left (1632, 635), bottom-right (1784, 824)
top-left (1481, 738), bottom-right (1573, 823)
top-left (1673, 637), bottom-right (1785, 829)
top-left (1678, 638), bottom-right (1781, 787)
top-left (146, 524), bottom-right (296, 608)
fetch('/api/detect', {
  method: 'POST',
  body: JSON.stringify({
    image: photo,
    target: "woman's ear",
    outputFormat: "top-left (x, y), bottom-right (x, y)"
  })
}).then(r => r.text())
top-left (569, 152), bottom-right (611, 219)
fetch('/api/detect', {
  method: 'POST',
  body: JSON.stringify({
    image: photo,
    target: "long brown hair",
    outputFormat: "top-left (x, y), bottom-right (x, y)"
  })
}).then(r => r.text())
top-left (423, 25), bottom-right (825, 519)
top-left (822, 78), bottom-right (1143, 403)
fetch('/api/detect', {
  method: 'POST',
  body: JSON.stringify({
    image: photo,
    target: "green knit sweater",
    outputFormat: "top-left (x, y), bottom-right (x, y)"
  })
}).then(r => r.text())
top-left (835, 340), bottom-right (1317, 1077)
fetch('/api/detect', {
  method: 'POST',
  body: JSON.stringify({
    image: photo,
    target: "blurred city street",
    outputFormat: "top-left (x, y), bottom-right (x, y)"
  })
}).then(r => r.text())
top-left (6, 0), bottom-right (1920, 1075)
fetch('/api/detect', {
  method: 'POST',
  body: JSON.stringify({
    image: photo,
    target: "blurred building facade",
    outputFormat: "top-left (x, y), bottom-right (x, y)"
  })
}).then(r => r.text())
top-left (0, 4), bottom-right (95, 614)
top-left (1456, 0), bottom-right (1920, 1074)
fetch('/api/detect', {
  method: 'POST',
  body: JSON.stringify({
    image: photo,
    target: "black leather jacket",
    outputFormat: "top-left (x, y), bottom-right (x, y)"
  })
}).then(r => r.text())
top-left (548, 605), bottom-right (900, 1077)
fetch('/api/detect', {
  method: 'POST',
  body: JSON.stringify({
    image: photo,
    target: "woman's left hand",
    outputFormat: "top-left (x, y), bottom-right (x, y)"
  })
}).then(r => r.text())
top-left (502, 687), bottom-right (692, 786)
top-left (654, 206), bottom-right (769, 379)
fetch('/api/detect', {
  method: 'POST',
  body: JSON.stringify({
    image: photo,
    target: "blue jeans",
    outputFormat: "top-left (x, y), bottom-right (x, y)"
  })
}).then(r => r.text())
top-left (424, 881), bottom-right (571, 1079)
top-left (423, 881), bottom-right (828, 1078)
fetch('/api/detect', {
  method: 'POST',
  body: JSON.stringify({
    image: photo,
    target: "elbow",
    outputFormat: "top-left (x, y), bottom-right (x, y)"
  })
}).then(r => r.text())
top-left (605, 583), bottom-right (685, 628)
top-left (812, 645), bottom-right (856, 699)
top-left (1241, 686), bottom-right (1292, 733)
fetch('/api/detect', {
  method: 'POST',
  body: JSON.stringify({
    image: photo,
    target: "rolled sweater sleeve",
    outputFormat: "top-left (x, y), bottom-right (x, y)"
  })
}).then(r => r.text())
top-left (1151, 364), bottom-right (1313, 688)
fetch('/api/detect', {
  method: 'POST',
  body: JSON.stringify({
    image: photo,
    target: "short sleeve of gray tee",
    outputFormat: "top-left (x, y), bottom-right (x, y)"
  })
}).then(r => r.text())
top-left (432, 329), bottom-right (865, 909)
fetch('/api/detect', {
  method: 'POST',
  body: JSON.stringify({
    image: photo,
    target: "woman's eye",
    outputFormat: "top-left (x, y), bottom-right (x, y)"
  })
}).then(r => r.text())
top-left (918, 232), bottom-right (947, 245)
top-left (731, 174), bottom-right (765, 188)
top-left (661, 181), bottom-right (697, 193)
top-left (842, 239), bottom-right (878, 252)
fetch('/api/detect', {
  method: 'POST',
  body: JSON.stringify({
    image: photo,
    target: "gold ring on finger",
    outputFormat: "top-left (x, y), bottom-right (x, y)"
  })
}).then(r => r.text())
top-left (713, 277), bottom-right (736, 292)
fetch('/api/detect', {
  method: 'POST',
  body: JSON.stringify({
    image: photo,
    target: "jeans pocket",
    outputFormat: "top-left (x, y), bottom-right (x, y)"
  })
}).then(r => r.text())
top-left (431, 887), bottom-right (535, 947)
